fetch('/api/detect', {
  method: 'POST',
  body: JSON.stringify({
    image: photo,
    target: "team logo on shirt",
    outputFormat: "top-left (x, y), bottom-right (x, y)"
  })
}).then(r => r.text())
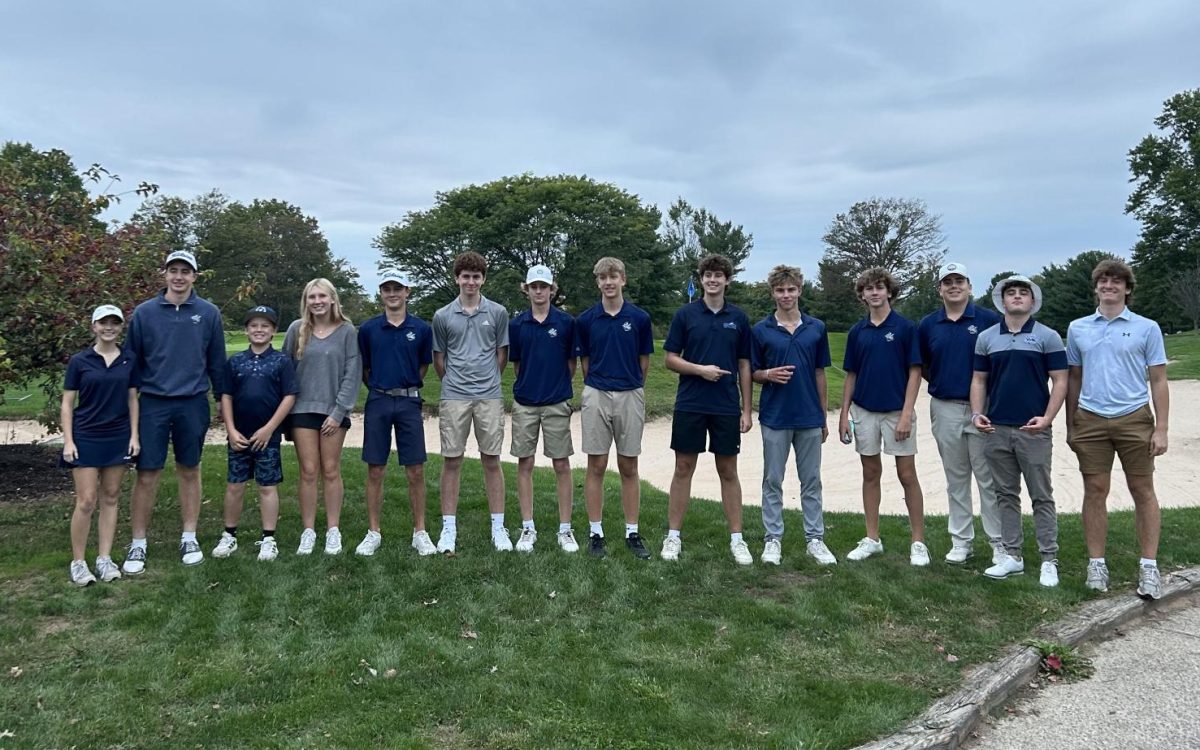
top-left (967, 325), bottom-right (978, 335)
top-left (1122, 332), bottom-right (1132, 337)
top-left (406, 331), bottom-right (416, 341)
top-left (622, 321), bottom-right (632, 332)
top-left (548, 328), bottom-right (558, 337)
top-left (884, 332), bottom-right (895, 342)
top-left (1025, 336), bottom-right (1038, 344)
top-left (190, 314), bottom-right (202, 324)
top-left (482, 320), bottom-right (491, 326)
top-left (723, 321), bottom-right (737, 329)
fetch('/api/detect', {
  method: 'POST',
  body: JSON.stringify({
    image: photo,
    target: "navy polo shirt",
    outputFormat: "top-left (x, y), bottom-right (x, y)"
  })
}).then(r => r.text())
top-left (358, 313), bottom-right (433, 390)
top-left (574, 300), bottom-right (654, 392)
top-left (63, 346), bottom-right (138, 438)
top-left (664, 300), bottom-right (752, 416)
top-left (509, 306), bottom-right (575, 406)
top-left (843, 310), bottom-right (922, 413)
top-left (751, 313), bottom-right (831, 430)
top-left (224, 346), bottom-right (299, 445)
top-left (126, 289), bottom-right (225, 398)
top-left (974, 318), bottom-right (1067, 426)
top-left (919, 302), bottom-right (1002, 400)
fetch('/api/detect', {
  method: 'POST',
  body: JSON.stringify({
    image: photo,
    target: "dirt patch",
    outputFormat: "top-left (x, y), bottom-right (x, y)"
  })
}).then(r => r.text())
top-left (0, 444), bottom-right (73, 502)
top-left (38, 617), bottom-right (73, 637)
top-left (745, 569), bottom-right (822, 601)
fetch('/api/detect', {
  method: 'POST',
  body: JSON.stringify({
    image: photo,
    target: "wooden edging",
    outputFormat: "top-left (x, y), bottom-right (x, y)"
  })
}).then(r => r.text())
top-left (854, 565), bottom-right (1200, 750)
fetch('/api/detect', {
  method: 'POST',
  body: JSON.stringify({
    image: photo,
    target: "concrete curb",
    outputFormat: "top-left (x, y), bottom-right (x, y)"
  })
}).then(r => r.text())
top-left (854, 565), bottom-right (1200, 750)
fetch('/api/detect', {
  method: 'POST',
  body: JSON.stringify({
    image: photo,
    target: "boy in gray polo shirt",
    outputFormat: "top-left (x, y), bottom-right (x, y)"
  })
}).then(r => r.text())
top-left (431, 251), bottom-right (511, 554)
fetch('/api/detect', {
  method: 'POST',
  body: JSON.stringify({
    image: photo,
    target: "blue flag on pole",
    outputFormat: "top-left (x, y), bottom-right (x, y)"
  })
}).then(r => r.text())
top-left (686, 277), bottom-right (696, 301)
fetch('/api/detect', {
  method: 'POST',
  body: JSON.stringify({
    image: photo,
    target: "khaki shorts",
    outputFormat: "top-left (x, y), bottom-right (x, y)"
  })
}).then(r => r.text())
top-left (1068, 405), bottom-right (1155, 475)
top-left (850, 403), bottom-right (917, 457)
top-left (580, 386), bottom-right (645, 456)
top-left (510, 401), bottom-right (574, 459)
top-left (439, 398), bottom-right (504, 457)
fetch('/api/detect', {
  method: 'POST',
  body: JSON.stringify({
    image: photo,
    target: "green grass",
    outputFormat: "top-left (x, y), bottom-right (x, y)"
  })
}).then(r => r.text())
top-left (1164, 329), bottom-right (1200, 379)
top-left (2, 446), bottom-right (1198, 749)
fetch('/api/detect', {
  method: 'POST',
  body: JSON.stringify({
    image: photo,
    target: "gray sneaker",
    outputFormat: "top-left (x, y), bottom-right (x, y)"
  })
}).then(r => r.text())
top-left (70, 559), bottom-right (97, 587)
top-left (1085, 559), bottom-right (1109, 592)
top-left (1136, 563), bottom-right (1162, 600)
top-left (94, 556), bottom-right (122, 582)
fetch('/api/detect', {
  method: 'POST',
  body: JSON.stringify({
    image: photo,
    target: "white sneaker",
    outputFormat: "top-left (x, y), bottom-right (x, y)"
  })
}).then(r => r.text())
top-left (122, 544), bottom-right (146, 575)
top-left (94, 556), bottom-right (121, 582)
top-left (256, 536), bottom-right (278, 561)
top-left (944, 544), bottom-right (972, 564)
top-left (436, 528), bottom-right (457, 555)
top-left (806, 539), bottom-right (837, 566)
top-left (990, 540), bottom-right (1006, 566)
top-left (492, 527), bottom-right (513, 552)
top-left (515, 528), bottom-right (537, 553)
top-left (355, 530), bottom-right (382, 556)
top-left (910, 541), bottom-right (931, 567)
top-left (761, 538), bottom-right (782, 565)
top-left (661, 536), bottom-right (682, 561)
top-left (70, 559), bottom-right (96, 587)
top-left (846, 537), bottom-right (883, 561)
top-left (984, 554), bottom-right (1025, 579)
top-left (557, 529), bottom-right (579, 553)
top-left (730, 539), bottom-right (753, 566)
top-left (1039, 560), bottom-right (1060, 588)
top-left (324, 527), bottom-right (342, 555)
top-left (412, 530), bottom-right (437, 556)
top-left (296, 528), bottom-right (317, 555)
top-left (212, 532), bottom-right (238, 559)
top-left (179, 539), bottom-right (204, 566)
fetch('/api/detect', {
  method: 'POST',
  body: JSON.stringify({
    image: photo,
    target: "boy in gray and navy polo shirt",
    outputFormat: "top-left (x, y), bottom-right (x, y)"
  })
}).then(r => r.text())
top-left (971, 275), bottom-right (1068, 587)
top-left (356, 270), bottom-right (434, 557)
top-left (838, 267), bottom-right (928, 566)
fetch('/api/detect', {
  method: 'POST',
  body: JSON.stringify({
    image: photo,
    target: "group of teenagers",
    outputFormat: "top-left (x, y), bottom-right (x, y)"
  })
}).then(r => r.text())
top-left (62, 247), bottom-right (1170, 601)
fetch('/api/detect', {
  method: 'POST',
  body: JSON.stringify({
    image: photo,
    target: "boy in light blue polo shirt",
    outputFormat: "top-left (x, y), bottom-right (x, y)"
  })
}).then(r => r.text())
top-left (1066, 259), bottom-right (1169, 599)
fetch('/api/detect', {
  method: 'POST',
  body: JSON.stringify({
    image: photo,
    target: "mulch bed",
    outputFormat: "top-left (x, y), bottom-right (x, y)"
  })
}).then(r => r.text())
top-left (0, 444), bottom-right (73, 502)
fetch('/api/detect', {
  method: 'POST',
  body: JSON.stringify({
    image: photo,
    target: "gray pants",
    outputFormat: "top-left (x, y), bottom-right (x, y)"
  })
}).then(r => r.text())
top-left (929, 398), bottom-right (1002, 546)
top-left (983, 424), bottom-right (1058, 560)
top-left (761, 425), bottom-right (824, 541)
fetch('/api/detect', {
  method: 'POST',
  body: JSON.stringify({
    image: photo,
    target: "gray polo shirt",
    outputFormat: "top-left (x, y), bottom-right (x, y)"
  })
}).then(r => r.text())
top-left (432, 295), bottom-right (510, 400)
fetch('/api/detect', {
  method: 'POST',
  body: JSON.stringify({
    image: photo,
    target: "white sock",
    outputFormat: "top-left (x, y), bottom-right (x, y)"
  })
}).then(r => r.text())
top-left (181, 531), bottom-right (197, 543)
top-left (1090, 557), bottom-right (1106, 565)
top-left (1140, 557), bottom-right (1157, 567)
top-left (589, 521), bottom-right (603, 537)
top-left (327, 526), bottom-right (338, 534)
top-left (442, 515), bottom-right (457, 533)
top-left (730, 532), bottom-right (743, 544)
top-left (559, 522), bottom-right (571, 533)
top-left (490, 513), bottom-right (505, 530)
top-left (522, 519), bottom-right (535, 531)
top-left (667, 529), bottom-right (681, 539)
top-left (131, 538), bottom-right (147, 550)
top-left (625, 523), bottom-right (638, 538)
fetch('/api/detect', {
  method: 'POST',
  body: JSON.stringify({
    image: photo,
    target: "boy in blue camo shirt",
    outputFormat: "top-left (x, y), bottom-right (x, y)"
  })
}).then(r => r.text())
top-left (212, 306), bottom-right (298, 562)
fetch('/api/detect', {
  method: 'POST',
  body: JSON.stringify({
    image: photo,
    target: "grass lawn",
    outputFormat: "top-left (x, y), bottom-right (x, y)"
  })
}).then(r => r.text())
top-left (2, 446), bottom-right (1198, 749)
top-left (1163, 329), bottom-right (1200, 379)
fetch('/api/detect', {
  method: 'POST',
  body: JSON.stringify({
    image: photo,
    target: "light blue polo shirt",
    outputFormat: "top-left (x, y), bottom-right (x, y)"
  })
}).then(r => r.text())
top-left (1066, 307), bottom-right (1167, 418)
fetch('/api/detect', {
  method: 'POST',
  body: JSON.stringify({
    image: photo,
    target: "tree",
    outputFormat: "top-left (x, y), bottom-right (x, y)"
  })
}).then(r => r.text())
top-left (660, 198), bottom-right (753, 305)
top-left (1036, 250), bottom-right (1120, 334)
top-left (819, 196), bottom-right (946, 295)
top-left (1127, 89), bottom-right (1200, 331)
top-left (810, 257), bottom-right (861, 331)
top-left (975, 270), bottom-right (1017, 311)
top-left (374, 174), bottom-right (667, 322)
top-left (1169, 264), bottom-right (1200, 330)
top-left (895, 253), bottom-right (945, 321)
top-left (0, 143), bottom-right (160, 428)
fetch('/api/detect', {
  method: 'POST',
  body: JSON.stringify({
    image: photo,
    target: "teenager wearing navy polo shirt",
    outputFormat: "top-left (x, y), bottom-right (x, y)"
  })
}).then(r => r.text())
top-left (918, 262), bottom-right (1003, 566)
top-left (838, 267), bottom-right (929, 566)
top-left (971, 275), bottom-right (1067, 587)
top-left (212, 306), bottom-right (298, 562)
top-left (574, 256), bottom-right (654, 559)
top-left (1066, 259), bottom-right (1170, 599)
top-left (661, 254), bottom-right (754, 565)
top-left (750, 265), bottom-right (837, 567)
top-left (508, 265), bottom-right (578, 553)
top-left (61, 305), bottom-right (140, 586)
top-left (123, 250), bottom-right (226, 574)
top-left (356, 271), bottom-right (435, 558)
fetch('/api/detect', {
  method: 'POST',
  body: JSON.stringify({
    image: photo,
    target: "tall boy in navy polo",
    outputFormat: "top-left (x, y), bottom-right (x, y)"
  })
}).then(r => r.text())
top-left (918, 262), bottom-right (1004, 565)
top-left (751, 264), bottom-right (837, 567)
top-left (971, 275), bottom-right (1067, 587)
top-left (356, 271), bottom-right (435, 557)
top-left (838, 267), bottom-right (928, 566)
top-left (661, 254), bottom-right (754, 566)
top-left (574, 256), bottom-right (655, 559)
top-left (508, 265), bottom-right (578, 554)
top-left (212, 306), bottom-right (298, 562)
top-left (122, 250), bottom-right (227, 574)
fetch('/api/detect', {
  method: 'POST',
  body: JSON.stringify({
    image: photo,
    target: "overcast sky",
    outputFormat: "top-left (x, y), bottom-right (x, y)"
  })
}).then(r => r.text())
top-left (4, 1), bottom-right (1198, 291)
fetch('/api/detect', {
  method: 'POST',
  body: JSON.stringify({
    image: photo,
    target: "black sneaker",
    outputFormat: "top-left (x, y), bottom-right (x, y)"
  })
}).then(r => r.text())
top-left (625, 532), bottom-right (651, 560)
top-left (588, 533), bottom-right (607, 558)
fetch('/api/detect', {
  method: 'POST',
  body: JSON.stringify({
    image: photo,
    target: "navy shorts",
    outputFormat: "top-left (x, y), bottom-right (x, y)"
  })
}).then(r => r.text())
top-left (137, 394), bottom-right (211, 470)
top-left (227, 444), bottom-right (284, 486)
top-left (670, 410), bottom-right (742, 455)
top-left (362, 394), bottom-right (427, 466)
top-left (60, 431), bottom-right (132, 469)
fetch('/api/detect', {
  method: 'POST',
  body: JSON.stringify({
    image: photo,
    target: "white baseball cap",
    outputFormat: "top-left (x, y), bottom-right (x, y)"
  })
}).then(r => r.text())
top-left (938, 262), bottom-right (969, 282)
top-left (379, 270), bottom-right (413, 287)
top-left (164, 249), bottom-right (198, 271)
top-left (91, 304), bottom-right (124, 323)
top-left (525, 265), bottom-right (554, 285)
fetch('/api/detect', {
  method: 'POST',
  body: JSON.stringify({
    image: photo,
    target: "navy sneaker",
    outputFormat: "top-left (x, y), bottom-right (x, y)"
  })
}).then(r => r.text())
top-left (588, 533), bottom-right (607, 558)
top-left (625, 532), bottom-right (651, 560)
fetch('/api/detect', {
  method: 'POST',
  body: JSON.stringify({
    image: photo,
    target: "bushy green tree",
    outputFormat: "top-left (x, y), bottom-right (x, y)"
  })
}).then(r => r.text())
top-left (975, 270), bottom-right (1017, 311)
top-left (1036, 250), bottom-right (1120, 334)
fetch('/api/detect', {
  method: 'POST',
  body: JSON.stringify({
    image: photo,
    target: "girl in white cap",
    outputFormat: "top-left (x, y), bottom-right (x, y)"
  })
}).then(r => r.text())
top-left (61, 305), bottom-right (140, 585)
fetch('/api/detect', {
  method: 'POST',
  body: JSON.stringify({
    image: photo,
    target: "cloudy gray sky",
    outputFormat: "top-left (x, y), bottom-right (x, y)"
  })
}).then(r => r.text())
top-left (4, 1), bottom-right (1197, 290)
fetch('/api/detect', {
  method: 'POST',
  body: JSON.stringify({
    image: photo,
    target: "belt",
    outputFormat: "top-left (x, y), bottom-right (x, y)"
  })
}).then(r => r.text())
top-left (374, 387), bottom-right (421, 398)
